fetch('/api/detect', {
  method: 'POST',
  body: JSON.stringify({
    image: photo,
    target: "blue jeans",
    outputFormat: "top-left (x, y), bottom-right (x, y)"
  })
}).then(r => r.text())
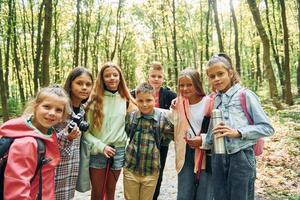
top-left (177, 145), bottom-right (213, 200)
top-left (212, 147), bottom-right (256, 200)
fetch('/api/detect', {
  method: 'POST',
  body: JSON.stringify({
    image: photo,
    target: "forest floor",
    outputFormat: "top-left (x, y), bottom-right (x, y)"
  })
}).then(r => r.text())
top-left (75, 99), bottom-right (300, 200)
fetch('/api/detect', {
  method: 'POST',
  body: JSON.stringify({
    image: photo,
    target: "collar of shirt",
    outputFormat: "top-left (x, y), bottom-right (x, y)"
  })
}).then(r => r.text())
top-left (216, 83), bottom-right (242, 98)
top-left (104, 90), bottom-right (119, 97)
top-left (135, 109), bottom-right (160, 122)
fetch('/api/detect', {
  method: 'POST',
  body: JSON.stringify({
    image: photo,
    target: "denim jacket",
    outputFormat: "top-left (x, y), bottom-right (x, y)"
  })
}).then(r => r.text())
top-left (205, 84), bottom-right (274, 154)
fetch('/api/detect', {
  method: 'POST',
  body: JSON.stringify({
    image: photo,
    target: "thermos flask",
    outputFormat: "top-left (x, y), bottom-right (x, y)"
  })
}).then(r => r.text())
top-left (212, 109), bottom-right (226, 154)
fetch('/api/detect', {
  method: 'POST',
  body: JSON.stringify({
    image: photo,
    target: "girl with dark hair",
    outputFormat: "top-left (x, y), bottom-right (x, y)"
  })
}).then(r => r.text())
top-left (55, 67), bottom-right (93, 200)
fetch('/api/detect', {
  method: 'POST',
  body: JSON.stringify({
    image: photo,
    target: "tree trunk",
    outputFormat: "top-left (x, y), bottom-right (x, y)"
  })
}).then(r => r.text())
top-left (73, 0), bottom-right (80, 67)
top-left (205, 1), bottom-right (211, 60)
top-left (297, 0), bottom-right (300, 95)
top-left (110, 0), bottom-right (123, 61)
top-left (279, 0), bottom-right (293, 105)
top-left (171, 0), bottom-right (178, 85)
top-left (230, 0), bottom-right (240, 75)
top-left (247, 0), bottom-right (282, 109)
top-left (265, 0), bottom-right (284, 98)
top-left (211, 0), bottom-right (224, 52)
top-left (12, 0), bottom-right (25, 105)
top-left (34, 2), bottom-right (44, 93)
top-left (41, 0), bottom-right (53, 87)
top-left (4, 0), bottom-right (13, 98)
top-left (0, 45), bottom-right (9, 121)
top-left (53, 0), bottom-right (60, 83)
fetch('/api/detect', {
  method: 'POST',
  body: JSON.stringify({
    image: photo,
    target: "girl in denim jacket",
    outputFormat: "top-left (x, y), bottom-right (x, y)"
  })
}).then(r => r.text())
top-left (203, 53), bottom-right (274, 200)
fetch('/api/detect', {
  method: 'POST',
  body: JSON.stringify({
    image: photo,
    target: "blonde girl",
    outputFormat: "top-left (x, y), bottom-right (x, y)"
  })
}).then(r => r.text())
top-left (172, 68), bottom-right (213, 200)
top-left (0, 85), bottom-right (71, 199)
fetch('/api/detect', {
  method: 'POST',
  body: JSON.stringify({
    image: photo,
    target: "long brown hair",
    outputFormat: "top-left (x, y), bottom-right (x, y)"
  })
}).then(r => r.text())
top-left (87, 62), bottom-right (134, 131)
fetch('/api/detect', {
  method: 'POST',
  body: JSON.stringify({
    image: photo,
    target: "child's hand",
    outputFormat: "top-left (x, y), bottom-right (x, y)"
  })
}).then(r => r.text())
top-left (103, 145), bottom-right (116, 158)
top-left (170, 99), bottom-right (177, 109)
top-left (212, 122), bottom-right (241, 138)
top-left (186, 136), bottom-right (202, 149)
top-left (67, 126), bottom-right (81, 140)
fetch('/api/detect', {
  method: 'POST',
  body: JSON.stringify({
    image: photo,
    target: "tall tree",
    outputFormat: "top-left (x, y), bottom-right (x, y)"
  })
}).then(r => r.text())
top-left (247, 0), bottom-right (282, 109)
top-left (297, 0), bottom-right (300, 95)
top-left (265, 0), bottom-right (284, 97)
top-left (279, 0), bottom-right (293, 105)
top-left (171, 0), bottom-right (178, 84)
top-left (211, 0), bottom-right (224, 52)
top-left (41, 0), bottom-right (53, 86)
top-left (0, 43), bottom-right (9, 122)
top-left (33, 2), bottom-right (45, 93)
top-left (230, 0), bottom-right (241, 75)
top-left (205, 1), bottom-right (212, 60)
top-left (4, 0), bottom-right (13, 98)
top-left (12, 0), bottom-right (25, 105)
top-left (73, 0), bottom-right (80, 67)
top-left (110, 0), bottom-right (123, 61)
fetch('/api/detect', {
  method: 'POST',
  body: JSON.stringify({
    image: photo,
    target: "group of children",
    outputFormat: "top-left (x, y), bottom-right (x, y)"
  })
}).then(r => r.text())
top-left (0, 53), bottom-right (274, 200)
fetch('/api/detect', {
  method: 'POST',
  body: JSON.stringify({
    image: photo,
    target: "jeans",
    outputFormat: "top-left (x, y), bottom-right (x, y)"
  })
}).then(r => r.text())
top-left (153, 145), bottom-right (169, 200)
top-left (177, 145), bottom-right (213, 200)
top-left (212, 147), bottom-right (256, 200)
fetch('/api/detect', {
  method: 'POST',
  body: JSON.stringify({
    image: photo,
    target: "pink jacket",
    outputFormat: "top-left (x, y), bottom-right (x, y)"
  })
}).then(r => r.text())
top-left (0, 117), bottom-right (60, 200)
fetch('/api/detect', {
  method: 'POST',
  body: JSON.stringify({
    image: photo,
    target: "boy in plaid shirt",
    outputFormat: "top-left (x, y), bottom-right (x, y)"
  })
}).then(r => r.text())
top-left (123, 82), bottom-right (174, 200)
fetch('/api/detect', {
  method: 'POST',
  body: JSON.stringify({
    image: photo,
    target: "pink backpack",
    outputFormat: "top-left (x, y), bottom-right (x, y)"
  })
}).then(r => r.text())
top-left (210, 88), bottom-right (264, 156)
top-left (239, 89), bottom-right (264, 156)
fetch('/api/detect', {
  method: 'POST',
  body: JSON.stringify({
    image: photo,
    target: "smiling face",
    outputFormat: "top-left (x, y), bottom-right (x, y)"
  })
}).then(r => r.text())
top-left (70, 73), bottom-right (93, 106)
top-left (103, 66), bottom-right (120, 91)
top-left (207, 63), bottom-right (233, 93)
top-left (148, 69), bottom-right (164, 92)
top-left (136, 92), bottom-right (155, 115)
top-left (178, 76), bottom-right (198, 100)
top-left (32, 95), bottom-right (65, 134)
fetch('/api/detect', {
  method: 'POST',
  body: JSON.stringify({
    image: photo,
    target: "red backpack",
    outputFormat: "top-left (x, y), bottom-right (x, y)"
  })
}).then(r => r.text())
top-left (210, 88), bottom-right (264, 156)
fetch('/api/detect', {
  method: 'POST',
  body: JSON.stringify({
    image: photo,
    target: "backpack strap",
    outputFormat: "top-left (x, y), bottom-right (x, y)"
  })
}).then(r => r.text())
top-left (31, 138), bottom-right (46, 200)
top-left (153, 111), bottom-right (163, 149)
top-left (129, 111), bottom-right (138, 144)
top-left (239, 88), bottom-right (254, 125)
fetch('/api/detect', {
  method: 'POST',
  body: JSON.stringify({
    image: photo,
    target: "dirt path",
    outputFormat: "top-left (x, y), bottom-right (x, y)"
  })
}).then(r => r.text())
top-left (74, 142), bottom-right (178, 200)
top-left (74, 114), bottom-right (300, 200)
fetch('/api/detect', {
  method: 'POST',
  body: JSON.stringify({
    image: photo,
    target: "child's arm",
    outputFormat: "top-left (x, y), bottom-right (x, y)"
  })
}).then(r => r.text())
top-left (4, 137), bottom-right (38, 199)
top-left (84, 131), bottom-right (106, 155)
top-left (55, 122), bottom-right (78, 156)
top-left (161, 114), bottom-right (174, 140)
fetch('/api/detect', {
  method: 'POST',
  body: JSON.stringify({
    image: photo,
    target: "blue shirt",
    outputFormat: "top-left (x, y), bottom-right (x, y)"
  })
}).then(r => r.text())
top-left (205, 84), bottom-right (275, 154)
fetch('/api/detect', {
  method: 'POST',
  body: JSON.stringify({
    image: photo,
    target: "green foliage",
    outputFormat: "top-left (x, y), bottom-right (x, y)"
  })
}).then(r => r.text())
top-left (7, 97), bottom-right (23, 117)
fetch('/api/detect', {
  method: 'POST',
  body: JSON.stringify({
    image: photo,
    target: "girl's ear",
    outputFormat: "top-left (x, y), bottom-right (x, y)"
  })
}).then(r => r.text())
top-left (229, 69), bottom-right (234, 78)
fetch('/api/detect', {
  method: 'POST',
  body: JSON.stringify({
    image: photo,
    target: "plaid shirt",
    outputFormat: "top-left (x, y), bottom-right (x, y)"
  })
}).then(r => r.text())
top-left (125, 108), bottom-right (173, 176)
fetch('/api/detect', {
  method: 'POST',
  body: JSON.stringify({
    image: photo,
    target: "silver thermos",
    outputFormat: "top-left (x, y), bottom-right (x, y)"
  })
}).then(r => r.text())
top-left (212, 109), bottom-right (226, 154)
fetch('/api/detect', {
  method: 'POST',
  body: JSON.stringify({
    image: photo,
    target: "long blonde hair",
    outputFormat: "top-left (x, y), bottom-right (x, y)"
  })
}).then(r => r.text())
top-left (87, 62), bottom-right (134, 131)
